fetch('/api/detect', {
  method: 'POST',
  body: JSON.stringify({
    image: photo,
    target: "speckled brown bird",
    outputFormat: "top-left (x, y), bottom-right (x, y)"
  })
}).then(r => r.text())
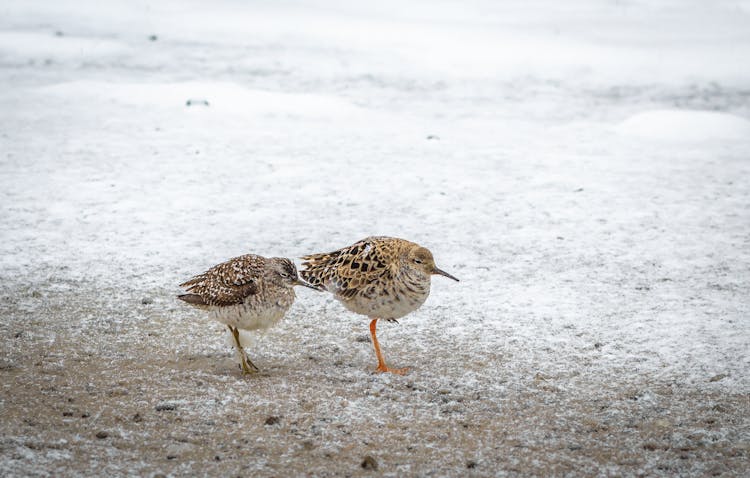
top-left (178, 254), bottom-right (316, 374)
top-left (300, 236), bottom-right (459, 374)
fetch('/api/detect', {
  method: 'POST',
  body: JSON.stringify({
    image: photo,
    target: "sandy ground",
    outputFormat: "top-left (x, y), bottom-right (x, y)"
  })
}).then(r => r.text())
top-left (1, 282), bottom-right (749, 477)
top-left (2, 0), bottom-right (750, 476)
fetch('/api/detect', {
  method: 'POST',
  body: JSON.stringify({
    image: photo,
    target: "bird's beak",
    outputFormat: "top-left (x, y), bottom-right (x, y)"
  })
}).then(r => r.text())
top-left (295, 279), bottom-right (322, 291)
top-left (432, 266), bottom-right (459, 282)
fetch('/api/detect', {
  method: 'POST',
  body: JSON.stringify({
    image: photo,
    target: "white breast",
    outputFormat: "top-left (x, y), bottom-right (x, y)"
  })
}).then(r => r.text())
top-left (340, 274), bottom-right (431, 320)
top-left (207, 288), bottom-right (295, 331)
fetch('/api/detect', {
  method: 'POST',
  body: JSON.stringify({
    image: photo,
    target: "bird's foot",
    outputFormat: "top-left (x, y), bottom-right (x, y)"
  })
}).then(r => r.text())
top-left (239, 358), bottom-right (260, 375)
top-left (375, 364), bottom-right (409, 375)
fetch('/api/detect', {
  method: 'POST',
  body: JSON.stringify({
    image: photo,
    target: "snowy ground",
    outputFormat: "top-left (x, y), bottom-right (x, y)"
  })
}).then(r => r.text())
top-left (1, 0), bottom-right (750, 476)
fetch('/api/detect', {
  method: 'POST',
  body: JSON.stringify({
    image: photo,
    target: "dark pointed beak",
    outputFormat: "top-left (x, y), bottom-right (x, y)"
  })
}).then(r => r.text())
top-left (295, 279), bottom-right (322, 291)
top-left (432, 267), bottom-right (459, 282)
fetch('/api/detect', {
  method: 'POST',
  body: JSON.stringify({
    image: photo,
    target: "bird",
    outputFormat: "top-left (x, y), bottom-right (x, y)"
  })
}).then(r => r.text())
top-left (300, 236), bottom-right (459, 374)
top-left (177, 254), bottom-right (317, 375)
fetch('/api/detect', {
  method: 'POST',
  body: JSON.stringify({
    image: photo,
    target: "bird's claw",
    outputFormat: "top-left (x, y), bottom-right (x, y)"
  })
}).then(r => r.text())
top-left (375, 364), bottom-right (409, 375)
top-left (239, 359), bottom-right (260, 375)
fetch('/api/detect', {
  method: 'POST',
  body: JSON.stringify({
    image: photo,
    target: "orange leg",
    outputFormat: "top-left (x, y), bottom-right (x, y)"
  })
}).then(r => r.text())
top-left (369, 318), bottom-right (408, 375)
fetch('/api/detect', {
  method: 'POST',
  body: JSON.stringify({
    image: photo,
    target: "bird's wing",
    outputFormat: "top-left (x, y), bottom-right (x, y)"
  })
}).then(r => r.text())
top-left (300, 237), bottom-right (395, 298)
top-left (178, 254), bottom-right (264, 306)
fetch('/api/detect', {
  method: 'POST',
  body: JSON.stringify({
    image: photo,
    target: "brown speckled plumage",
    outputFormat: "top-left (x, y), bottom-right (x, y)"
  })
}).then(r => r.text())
top-left (300, 236), bottom-right (458, 374)
top-left (178, 254), bottom-right (313, 374)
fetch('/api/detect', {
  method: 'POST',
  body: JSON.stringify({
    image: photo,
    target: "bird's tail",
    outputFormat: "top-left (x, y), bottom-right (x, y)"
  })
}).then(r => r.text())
top-left (177, 293), bottom-right (208, 307)
top-left (299, 250), bottom-right (342, 290)
top-left (179, 274), bottom-right (206, 290)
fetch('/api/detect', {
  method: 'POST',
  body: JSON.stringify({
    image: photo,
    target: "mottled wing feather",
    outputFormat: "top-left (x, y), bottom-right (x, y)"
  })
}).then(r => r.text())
top-left (179, 254), bottom-right (264, 306)
top-left (300, 237), bottom-right (395, 299)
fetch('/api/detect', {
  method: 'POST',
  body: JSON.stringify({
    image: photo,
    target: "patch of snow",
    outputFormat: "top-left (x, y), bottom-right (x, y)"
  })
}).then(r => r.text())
top-left (617, 109), bottom-right (750, 142)
top-left (0, 31), bottom-right (130, 62)
top-left (38, 81), bottom-right (361, 118)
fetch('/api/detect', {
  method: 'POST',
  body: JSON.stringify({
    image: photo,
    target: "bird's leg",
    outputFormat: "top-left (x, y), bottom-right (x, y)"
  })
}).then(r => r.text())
top-left (369, 318), bottom-right (408, 375)
top-left (228, 326), bottom-right (259, 375)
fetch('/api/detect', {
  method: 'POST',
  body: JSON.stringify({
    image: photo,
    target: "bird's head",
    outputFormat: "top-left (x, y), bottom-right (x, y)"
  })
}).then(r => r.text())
top-left (268, 258), bottom-right (319, 290)
top-left (404, 245), bottom-right (459, 282)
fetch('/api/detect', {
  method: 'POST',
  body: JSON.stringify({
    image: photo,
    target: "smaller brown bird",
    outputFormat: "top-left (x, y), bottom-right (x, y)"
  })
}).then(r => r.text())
top-left (300, 236), bottom-right (459, 374)
top-left (178, 254), bottom-right (316, 374)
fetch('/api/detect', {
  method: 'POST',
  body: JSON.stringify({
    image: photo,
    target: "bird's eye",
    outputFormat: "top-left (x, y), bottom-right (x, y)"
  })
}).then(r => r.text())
top-left (414, 258), bottom-right (423, 264)
top-left (280, 272), bottom-right (289, 278)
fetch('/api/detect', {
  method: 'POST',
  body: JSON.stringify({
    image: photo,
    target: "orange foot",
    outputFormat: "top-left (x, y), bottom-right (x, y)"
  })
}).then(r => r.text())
top-left (375, 364), bottom-right (409, 375)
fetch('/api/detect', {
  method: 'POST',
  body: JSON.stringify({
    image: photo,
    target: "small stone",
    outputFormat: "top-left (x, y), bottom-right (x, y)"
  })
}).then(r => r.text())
top-left (141, 297), bottom-right (154, 305)
top-left (426, 135), bottom-right (440, 140)
top-left (361, 455), bottom-right (378, 470)
top-left (264, 416), bottom-right (281, 426)
top-left (186, 99), bottom-right (210, 107)
top-left (54, 31), bottom-right (64, 37)
top-left (709, 373), bottom-right (728, 382)
top-left (62, 411), bottom-right (74, 417)
top-left (81, 413), bottom-right (90, 418)
top-left (707, 464), bottom-right (728, 476)
top-left (355, 335), bottom-right (370, 343)
top-left (96, 431), bottom-right (109, 439)
top-left (466, 460), bottom-right (477, 468)
top-left (107, 388), bottom-right (129, 397)
top-left (0, 360), bottom-right (17, 370)
top-left (165, 442), bottom-right (195, 460)
top-left (155, 403), bottom-right (177, 412)
top-left (653, 419), bottom-right (671, 428)
top-left (148, 35), bottom-right (158, 41)
top-left (133, 413), bottom-right (143, 422)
